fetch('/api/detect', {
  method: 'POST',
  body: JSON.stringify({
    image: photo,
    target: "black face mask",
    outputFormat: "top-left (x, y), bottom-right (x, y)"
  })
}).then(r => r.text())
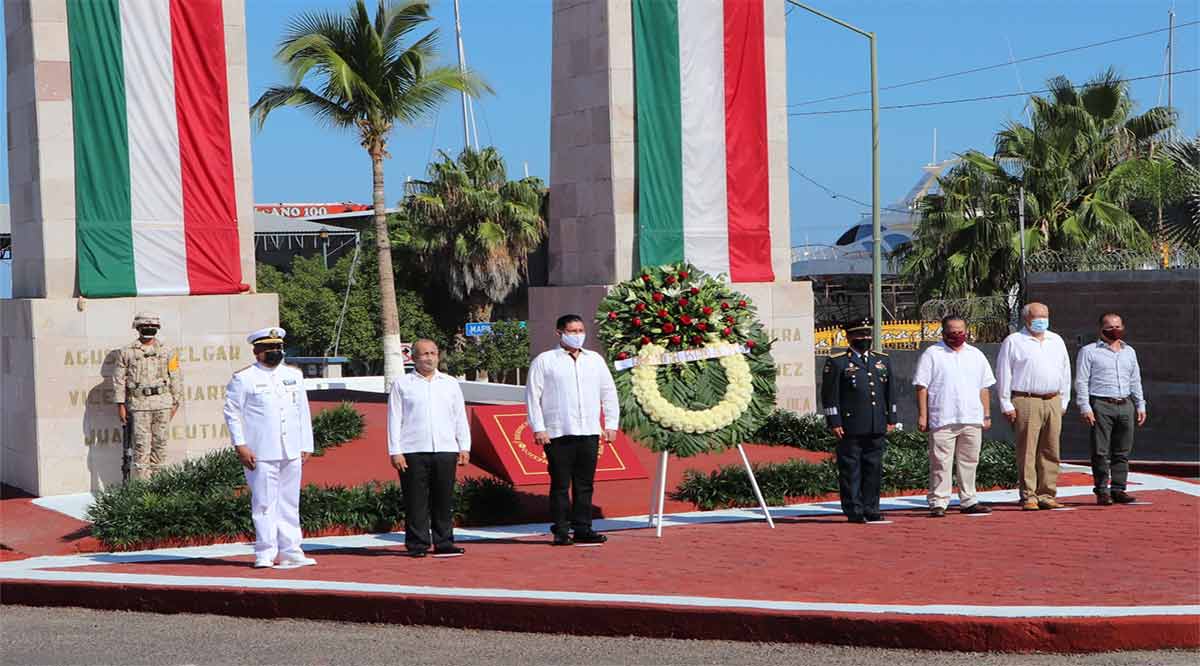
top-left (262, 350), bottom-right (284, 366)
top-left (138, 327), bottom-right (158, 338)
top-left (849, 338), bottom-right (872, 352)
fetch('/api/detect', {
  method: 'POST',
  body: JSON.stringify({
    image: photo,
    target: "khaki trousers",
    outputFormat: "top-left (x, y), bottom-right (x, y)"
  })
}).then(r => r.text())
top-left (1013, 396), bottom-right (1062, 502)
top-left (926, 424), bottom-right (983, 509)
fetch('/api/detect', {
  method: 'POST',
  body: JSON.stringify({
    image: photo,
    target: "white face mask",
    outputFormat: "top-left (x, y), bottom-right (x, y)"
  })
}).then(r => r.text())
top-left (560, 332), bottom-right (586, 349)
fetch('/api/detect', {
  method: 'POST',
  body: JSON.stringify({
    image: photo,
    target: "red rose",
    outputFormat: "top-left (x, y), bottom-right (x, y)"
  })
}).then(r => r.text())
top-left (722, 327), bottom-right (732, 336)
top-left (657, 308), bottom-right (669, 318)
top-left (696, 322), bottom-right (708, 331)
top-left (738, 300), bottom-right (747, 308)
top-left (691, 335), bottom-right (703, 345)
top-left (662, 323), bottom-right (675, 333)
top-left (680, 315), bottom-right (693, 326)
top-left (679, 271), bottom-right (690, 279)
top-left (616, 352), bottom-right (629, 360)
top-left (641, 336), bottom-right (651, 345)
top-left (641, 274), bottom-right (651, 282)
top-left (632, 317), bottom-right (642, 327)
top-left (665, 275), bottom-right (676, 285)
top-left (702, 306), bottom-right (713, 315)
top-left (635, 302), bottom-right (647, 312)
top-left (678, 298), bottom-right (689, 307)
top-left (653, 292), bottom-right (665, 303)
top-left (690, 286), bottom-right (699, 295)
top-left (726, 315), bottom-right (735, 324)
top-left (746, 340), bottom-right (757, 349)
top-left (607, 311), bottom-right (617, 320)
top-left (721, 302), bottom-right (730, 310)
top-left (670, 335), bottom-right (682, 345)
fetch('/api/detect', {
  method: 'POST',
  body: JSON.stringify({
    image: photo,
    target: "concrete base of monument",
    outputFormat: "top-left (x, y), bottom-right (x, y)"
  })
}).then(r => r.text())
top-left (0, 293), bottom-right (279, 496)
top-left (2, 470), bottom-right (1196, 653)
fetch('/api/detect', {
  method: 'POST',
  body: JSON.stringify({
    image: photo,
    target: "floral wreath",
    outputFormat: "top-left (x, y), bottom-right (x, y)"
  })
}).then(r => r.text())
top-left (595, 263), bottom-right (777, 457)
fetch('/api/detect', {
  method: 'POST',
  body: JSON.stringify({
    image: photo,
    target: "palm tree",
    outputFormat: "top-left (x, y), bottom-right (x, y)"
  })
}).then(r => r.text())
top-left (900, 69), bottom-right (1174, 299)
top-left (250, 0), bottom-right (486, 387)
top-left (402, 146), bottom-right (546, 324)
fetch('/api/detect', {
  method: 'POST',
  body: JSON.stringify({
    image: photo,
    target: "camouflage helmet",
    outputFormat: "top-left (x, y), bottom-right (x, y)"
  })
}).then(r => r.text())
top-left (132, 312), bottom-right (161, 329)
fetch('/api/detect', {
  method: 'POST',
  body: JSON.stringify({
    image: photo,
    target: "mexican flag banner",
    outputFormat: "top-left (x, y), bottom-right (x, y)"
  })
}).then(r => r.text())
top-left (633, 0), bottom-right (774, 283)
top-left (67, 0), bottom-right (245, 297)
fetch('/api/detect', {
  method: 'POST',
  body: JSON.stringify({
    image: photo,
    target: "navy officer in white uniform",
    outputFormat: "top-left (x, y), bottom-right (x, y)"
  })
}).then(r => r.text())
top-left (223, 327), bottom-right (316, 569)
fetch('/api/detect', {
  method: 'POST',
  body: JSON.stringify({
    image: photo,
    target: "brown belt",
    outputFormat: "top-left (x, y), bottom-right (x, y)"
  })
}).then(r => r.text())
top-left (1091, 396), bottom-right (1129, 405)
top-left (1012, 391), bottom-right (1059, 400)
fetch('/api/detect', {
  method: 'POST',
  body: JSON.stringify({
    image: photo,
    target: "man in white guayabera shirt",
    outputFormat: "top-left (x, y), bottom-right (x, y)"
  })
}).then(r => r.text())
top-left (996, 302), bottom-right (1072, 511)
top-left (914, 315), bottom-right (996, 518)
top-left (526, 314), bottom-right (619, 547)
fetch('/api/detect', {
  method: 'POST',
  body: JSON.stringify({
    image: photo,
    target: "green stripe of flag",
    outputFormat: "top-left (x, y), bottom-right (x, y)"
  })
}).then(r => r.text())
top-left (633, 0), bottom-right (684, 267)
top-left (68, 0), bottom-right (135, 297)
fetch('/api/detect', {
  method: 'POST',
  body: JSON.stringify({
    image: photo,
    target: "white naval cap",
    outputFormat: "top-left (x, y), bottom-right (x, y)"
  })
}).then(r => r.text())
top-left (247, 327), bottom-right (287, 345)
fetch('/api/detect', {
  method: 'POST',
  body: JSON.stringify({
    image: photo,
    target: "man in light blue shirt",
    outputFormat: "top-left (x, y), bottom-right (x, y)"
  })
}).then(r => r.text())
top-left (1075, 312), bottom-right (1146, 505)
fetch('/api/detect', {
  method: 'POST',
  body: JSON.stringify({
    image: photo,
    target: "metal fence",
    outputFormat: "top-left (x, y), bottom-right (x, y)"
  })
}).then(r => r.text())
top-left (1026, 248), bottom-right (1200, 273)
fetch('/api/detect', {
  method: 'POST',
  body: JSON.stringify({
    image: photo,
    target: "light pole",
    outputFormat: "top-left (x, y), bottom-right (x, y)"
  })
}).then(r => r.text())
top-left (786, 1), bottom-right (882, 350)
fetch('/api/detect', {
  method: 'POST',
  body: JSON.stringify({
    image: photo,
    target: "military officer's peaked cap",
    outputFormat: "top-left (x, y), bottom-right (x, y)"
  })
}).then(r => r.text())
top-left (132, 312), bottom-right (161, 328)
top-left (247, 327), bottom-right (287, 345)
top-left (841, 317), bottom-right (873, 334)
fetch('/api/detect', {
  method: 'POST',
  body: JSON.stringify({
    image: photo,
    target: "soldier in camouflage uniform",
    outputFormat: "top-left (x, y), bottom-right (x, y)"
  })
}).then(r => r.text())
top-left (113, 312), bottom-right (183, 479)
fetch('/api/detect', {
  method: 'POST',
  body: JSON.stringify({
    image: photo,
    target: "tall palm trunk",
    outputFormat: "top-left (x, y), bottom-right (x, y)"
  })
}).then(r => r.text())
top-left (370, 141), bottom-right (404, 388)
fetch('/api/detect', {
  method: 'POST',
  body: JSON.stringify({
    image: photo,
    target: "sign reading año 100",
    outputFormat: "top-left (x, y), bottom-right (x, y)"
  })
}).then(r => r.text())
top-left (255, 203), bottom-right (371, 218)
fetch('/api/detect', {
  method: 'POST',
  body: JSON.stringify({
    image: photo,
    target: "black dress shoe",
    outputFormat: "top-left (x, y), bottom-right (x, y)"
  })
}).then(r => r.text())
top-left (961, 503), bottom-right (992, 515)
top-left (406, 550), bottom-right (427, 558)
top-left (930, 507), bottom-right (946, 517)
top-left (433, 546), bottom-right (465, 558)
top-left (1111, 490), bottom-right (1136, 504)
top-left (847, 515), bottom-right (867, 524)
top-left (552, 534), bottom-right (574, 546)
top-left (1097, 493), bottom-right (1114, 506)
top-left (865, 513), bottom-right (885, 522)
top-left (573, 531), bottom-right (607, 545)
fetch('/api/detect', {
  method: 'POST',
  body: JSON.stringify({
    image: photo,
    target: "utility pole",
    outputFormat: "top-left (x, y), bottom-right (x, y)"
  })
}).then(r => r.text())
top-left (452, 0), bottom-right (473, 150)
top-left (1018, 186), bottom-right (1026, 302)
top-left (1168, 8), bottom-right (1175, 113)
top-left (786, 1), bottom-right (882, 350)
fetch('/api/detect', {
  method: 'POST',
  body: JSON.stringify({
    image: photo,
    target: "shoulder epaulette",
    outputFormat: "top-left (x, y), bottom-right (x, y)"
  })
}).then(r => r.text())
top-left (830, 351), bottom-right (847, 358)
top-left (875, 351), bottom-right (889, 357)
top-left (233, 363), bottom-right (254, 374)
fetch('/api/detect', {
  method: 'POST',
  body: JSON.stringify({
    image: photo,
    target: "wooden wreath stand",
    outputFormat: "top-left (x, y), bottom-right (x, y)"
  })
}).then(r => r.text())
top-left (646, 444), bottom-right (775, 538)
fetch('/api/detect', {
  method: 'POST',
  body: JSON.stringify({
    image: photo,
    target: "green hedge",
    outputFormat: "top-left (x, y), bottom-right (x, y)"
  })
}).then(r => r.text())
top-left (88, 401), bottom-right (519, 550)
top-left (673, 439), bottom-right (1018, 511)
top-left (311, 401), bottom-right (365, 455)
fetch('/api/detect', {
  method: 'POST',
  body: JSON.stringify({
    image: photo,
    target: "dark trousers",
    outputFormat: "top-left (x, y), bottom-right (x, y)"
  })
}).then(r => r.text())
top-left (836, 435), bottom-right (886, 518)
top-left (400, 452), bottom-right (458, 552)
top-left (1090, 399), bottom-right (1136, 493)
top-left (545, 435), bottom-right (600, 537)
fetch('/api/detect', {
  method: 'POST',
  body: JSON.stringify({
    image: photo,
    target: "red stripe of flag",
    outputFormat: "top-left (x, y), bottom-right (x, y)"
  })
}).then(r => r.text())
top-left (723, 0), bottom-right (773, 282)
top-left (170, 0), bottom-right (244, 294)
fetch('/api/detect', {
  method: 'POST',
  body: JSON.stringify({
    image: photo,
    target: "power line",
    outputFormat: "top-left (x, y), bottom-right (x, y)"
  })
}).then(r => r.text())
top-left (789, 20), bottom-right (1199, 108)
top-left (789, 165), bottom-right (911, 214)
top-left (789, 68), bottom-right (1200, 116)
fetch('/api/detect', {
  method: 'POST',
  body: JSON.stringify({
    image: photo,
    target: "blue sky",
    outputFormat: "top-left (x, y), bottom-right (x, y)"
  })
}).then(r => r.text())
top-left (1, 0), bottom-right (1196, 246)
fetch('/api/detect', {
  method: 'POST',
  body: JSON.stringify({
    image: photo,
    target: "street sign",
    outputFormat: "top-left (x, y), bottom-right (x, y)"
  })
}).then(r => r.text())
top-left (464, 321), bottom-right (526, 337)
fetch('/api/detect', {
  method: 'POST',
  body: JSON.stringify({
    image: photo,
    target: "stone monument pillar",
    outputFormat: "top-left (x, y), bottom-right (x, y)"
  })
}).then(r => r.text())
top-left (530, 0), bottom-right (815, 414)
top-left (1, 0), bottom-right (277, 495)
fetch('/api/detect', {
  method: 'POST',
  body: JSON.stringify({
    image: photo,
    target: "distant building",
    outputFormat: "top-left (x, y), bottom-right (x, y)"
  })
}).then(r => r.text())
top-left (791, 159), bottom-right (957, 325)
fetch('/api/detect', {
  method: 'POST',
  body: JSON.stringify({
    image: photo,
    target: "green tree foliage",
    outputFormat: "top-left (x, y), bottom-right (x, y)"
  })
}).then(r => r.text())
top-left (250, 0), bottom-right (486, 386)
top-left (443, 320), bottom-right (530, 381)
top-left (402, 147), bottom-right (547, 323)
top-left (900, 69), bottom-right (1178, 300)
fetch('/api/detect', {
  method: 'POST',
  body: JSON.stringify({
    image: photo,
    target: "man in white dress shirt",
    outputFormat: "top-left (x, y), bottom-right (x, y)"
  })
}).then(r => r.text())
top-left (223, 327), bottom-right (316, 569)
top-left (526, 314), bottom-right (619, 546)
top-left (388, 339), bottom-right (471, 558)
top-left (914, 315), bottom-right (996, 517)
top-left (996, 303), bottom-right (1072, 511)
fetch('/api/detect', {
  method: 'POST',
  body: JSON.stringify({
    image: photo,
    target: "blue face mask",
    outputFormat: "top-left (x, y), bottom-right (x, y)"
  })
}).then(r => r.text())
top-left (561, 332), bottom-right (586, 349)
top-left (1029, 318), bottom-right (1050, 333)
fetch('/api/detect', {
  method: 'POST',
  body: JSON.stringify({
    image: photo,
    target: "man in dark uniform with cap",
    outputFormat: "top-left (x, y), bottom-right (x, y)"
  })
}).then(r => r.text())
top-left (821, 318), bottom-right (898, 523)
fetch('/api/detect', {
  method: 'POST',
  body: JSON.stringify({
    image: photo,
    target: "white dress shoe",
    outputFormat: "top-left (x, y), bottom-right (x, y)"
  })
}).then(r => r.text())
top-left (252, 558), bottom-right (275, 569)
top-left (275, 554), bottom-right (317, 569)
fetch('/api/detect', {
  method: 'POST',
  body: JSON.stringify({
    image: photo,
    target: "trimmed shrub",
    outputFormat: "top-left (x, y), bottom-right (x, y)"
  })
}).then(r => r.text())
top-left (311, 401), bottom-right (365, 455)
top-left (753, 410), bottom-right (836, 452)
top-left (672, 440), bottom-right (1018, 510)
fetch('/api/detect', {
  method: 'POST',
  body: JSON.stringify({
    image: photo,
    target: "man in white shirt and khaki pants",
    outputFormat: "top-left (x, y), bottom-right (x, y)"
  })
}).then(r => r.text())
top-left (526, 314), bottom-right (620, 546)
top-left (915, 315), bottom-right (996, 517)
top-left (388, 339), bottom-right (471, 558)
top-left (996, 302), bottom-right (1072, 511)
